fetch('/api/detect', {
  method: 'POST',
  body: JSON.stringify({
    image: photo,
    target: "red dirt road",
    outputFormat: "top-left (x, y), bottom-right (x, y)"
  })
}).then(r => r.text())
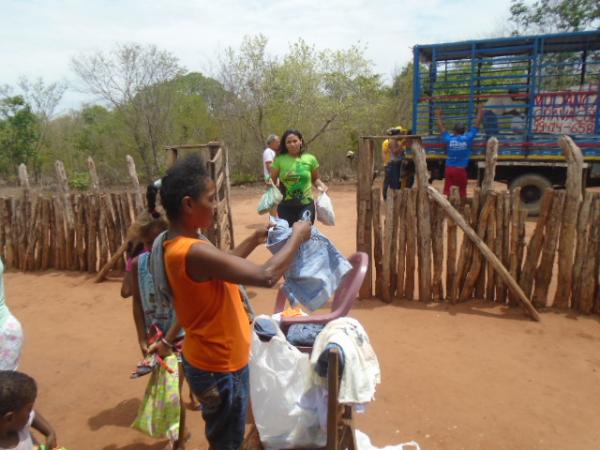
top-left (6, 183), bottom-right (600, 449)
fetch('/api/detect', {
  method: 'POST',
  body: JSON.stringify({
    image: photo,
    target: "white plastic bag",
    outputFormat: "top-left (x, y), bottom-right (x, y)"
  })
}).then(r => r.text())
top-left (355, 430), bottom-right (421, 450)
top-left (249, 316), bottom-right (326, 449)
top-left (316, 192), bottom-right (335, 226)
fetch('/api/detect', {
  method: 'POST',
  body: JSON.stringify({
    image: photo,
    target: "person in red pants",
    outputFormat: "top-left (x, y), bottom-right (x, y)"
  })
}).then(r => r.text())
top-left (436, 105), bottom-right (484, 199)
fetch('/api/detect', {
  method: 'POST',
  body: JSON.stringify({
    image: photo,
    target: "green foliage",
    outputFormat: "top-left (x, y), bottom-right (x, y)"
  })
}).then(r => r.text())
top-left (509, 0), bottom-right (599, 34)
top-left (68, 171), bottom-right (90, 190)
top-left (0, 95), bottom-right (39, 176)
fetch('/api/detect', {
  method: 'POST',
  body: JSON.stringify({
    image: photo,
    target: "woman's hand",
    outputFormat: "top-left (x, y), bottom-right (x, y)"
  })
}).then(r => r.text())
top-left (292, 221), bottom-right (311, 243)
top-left (315, 179), bottom-right (328, 193)
top-left (253, 225), bottom-right (270, 245)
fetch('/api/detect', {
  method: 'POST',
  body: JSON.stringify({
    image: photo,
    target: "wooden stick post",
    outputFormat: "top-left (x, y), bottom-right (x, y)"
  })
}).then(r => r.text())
top-left (371, 187), bottom-right (383, 299)
top-left (404, 188), bottom-right (417, 301)
top-left (427, 186), bottom-right (540, 321)
top-left (533, 190), bottom-right (565, 308)
top-left (357, 138), bottom-right (374, 298)
top-left (446, 187), bottom-right (460, 303)
top-left (578, 195), bottom-right (600, 313)
top-left (554, 136), bottom-right (584, 309)
top-left (395, 189), bottom-right (408, 299)
top-left (571, 191), bottom-right (593, 309)
top-left (126, 155), bottom-right (144, 214)
top-left (481, 137), bottom-right (498, 197)
top-left (519, 189), bottom-right (554, 298)
top-left (460, 193), bottom-right (496, 301)
top-left (412, 140), bottom-right (432, 302)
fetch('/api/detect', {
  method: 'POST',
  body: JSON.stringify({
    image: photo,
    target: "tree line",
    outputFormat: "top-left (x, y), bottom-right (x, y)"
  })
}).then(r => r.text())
top-left (0, 0), bottom-right (597, 187)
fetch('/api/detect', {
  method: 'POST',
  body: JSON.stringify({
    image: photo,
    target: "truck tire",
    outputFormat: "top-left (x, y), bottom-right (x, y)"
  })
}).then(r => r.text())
top-left (509, 174), bottom-right (552, 216)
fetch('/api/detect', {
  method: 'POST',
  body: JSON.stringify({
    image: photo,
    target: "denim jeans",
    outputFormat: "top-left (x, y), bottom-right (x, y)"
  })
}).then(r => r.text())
top-left (182, 356), bottom-right (249, 450)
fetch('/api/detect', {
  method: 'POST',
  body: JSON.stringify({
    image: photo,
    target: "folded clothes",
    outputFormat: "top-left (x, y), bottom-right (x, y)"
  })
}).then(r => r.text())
top-left (254, 317), bottom-right (279, 342)
top-left (286, 323), bottom-right (325, 347)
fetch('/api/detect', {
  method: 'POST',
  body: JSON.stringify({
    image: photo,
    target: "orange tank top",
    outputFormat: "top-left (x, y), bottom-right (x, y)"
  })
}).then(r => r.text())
top-left (164, 236), bottom-right (251, 372)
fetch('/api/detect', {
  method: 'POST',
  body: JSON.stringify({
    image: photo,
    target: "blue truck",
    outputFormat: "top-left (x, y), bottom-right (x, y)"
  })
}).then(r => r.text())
top-left (411, 30), bottom-right (600, 213)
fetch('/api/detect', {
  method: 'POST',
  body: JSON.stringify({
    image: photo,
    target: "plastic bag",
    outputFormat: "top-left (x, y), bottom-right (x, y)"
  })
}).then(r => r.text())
top-left (250, 316), bottom-right (326, 449)
top-left (257, 185), bottom-right (283, 215)
top-left (131, 354), bottom-right (181, 441)
top-left (355, 430), bottom-right (421, 450)
top-left (316, 192), bottom-right (335, 226)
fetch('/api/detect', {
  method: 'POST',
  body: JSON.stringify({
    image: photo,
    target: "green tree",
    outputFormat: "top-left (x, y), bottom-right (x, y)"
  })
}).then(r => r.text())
top-left (0, 94), bottom-right (39, 177)
top-left (509, 0), bottom-right (600, 34)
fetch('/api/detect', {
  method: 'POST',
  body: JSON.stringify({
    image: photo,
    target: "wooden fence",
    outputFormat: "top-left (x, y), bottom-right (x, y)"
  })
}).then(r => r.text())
top-left (358, 135), bottom-right (600, 316)
top-left (0, 142), bottom-right (234, 274)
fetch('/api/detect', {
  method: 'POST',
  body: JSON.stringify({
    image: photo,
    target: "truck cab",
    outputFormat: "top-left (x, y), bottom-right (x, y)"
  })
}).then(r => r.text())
top-left (411, 31), bottom-right (600, 213)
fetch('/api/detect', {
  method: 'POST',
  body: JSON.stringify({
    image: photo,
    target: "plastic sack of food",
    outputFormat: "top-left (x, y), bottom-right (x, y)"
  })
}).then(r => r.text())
top-left (316, 192), bottom-right (335, 226)
top-left (257, 186), bottom-right (283, 215)
top-left (249, 316), bottom-right (325, 449)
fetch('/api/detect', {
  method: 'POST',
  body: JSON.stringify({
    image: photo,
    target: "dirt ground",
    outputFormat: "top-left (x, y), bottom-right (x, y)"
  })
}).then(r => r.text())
top-left (6, 182), bottom-right (600, 450)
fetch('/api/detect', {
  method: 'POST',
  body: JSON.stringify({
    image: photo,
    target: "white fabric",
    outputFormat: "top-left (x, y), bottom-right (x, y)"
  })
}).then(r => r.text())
top-left (0, 411), bottom-right (35, 450)
top-left (310, 317), bottom-right (381, 403)
top-left (262, 148), bottom-right (276, 179)
top-left (355, 430), bottom-right (421, 450)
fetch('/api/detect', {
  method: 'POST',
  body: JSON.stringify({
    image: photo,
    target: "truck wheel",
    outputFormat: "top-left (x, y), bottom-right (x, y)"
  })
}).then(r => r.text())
top-left (509, 174), bottom-right (552, 216)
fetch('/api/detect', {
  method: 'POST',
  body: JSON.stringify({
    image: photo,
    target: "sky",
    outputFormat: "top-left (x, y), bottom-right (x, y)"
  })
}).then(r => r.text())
top-left (0, 0), bottom-right (513, 112)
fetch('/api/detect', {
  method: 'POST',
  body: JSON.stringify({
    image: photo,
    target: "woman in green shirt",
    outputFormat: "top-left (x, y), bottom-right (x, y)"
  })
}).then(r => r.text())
top-left (270, 129), bottom-right (328, 226)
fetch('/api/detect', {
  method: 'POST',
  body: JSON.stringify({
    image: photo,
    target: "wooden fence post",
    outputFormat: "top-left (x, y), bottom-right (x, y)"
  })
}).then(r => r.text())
top-left (554, 136), bottom-right (584, 309)
top-left (428, 186), bottom-right (540, 321)
top-left (357, 138), bottom-right (374, 298)
top-left (396, 189), bottom-right (408, 299)
top-left (533, 190), bottom-right (565, 308)
top-left (412, 140), bottom-right (432, 302)
top-left (404, 188), bottom-right (417, 301)
top-left (519, 189), bottom-right (554, 298)
top-left (481, 137), bottom-right (498, 197)
top-left (579, 195), bottom-right (600, 313)
top-left (446, 187), bottom-right (460, 303)
top-left (126, 155), bottom-right (144, 214)
top-left (371, 187), bottom-right (383, 299)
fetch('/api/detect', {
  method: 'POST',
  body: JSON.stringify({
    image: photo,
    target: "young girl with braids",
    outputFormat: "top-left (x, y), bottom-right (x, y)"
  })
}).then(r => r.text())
top-left (128, 182), bottom-right (189, 449)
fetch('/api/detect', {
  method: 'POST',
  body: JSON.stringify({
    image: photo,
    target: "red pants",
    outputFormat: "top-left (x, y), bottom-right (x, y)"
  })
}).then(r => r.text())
top-left (443, 166), bottom-right (467, 198)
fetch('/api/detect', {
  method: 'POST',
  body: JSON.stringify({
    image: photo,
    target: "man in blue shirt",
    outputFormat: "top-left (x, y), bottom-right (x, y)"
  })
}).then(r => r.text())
top-left (435, 105), bottom-right (484, 199)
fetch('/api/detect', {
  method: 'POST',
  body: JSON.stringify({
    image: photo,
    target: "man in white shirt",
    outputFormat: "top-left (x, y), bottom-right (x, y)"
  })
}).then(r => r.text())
top-left (262, 134), bottom-right (280, 183)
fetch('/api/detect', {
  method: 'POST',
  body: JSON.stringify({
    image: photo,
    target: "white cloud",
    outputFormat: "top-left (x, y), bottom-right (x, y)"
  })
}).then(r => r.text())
top-left (0, 0), bottom-right (512, 111)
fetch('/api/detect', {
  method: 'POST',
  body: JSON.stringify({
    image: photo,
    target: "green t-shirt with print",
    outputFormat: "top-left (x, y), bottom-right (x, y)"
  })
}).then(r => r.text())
top-left (272, 153), bottom-right (319, 205)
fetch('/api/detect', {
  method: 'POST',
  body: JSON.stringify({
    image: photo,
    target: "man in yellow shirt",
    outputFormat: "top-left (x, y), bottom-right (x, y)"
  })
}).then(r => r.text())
top-left (382, 125), bottom-right (408, 199)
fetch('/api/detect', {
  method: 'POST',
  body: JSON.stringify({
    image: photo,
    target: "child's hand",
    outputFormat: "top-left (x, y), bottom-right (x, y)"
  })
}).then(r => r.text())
top-left (148, 339), bottom-right (172, 358)
top-left (45, 431), bottom-right (57, 449)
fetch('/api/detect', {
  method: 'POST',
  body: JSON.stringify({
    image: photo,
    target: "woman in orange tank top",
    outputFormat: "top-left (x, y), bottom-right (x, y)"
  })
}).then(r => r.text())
top-left (153, 154), bottom-right (310, 450)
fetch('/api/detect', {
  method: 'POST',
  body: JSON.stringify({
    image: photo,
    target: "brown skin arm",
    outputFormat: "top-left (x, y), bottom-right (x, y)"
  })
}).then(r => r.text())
top-left (435, 108), bottom-right (446, 134)
top-left (312, 169), bottom-right (328, 193)
top-left (120, 271), bottom-right (132, 298)
top-left (32, 410), bottom-right (57, 448)
top-left (264, 161), bottom-right (273, 183)
top-left (229, 229), bottom-right (268, 259)
top-left (130, 258), bottom-right (148, 357)
top-left (186, 222), bottom-right (310, 287)
top-left (270, 166), bottom-right (280, 186)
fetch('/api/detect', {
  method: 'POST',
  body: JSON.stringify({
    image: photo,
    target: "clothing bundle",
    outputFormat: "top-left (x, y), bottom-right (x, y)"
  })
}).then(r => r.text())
top-left (266, 216), bottom-right (352, 311)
